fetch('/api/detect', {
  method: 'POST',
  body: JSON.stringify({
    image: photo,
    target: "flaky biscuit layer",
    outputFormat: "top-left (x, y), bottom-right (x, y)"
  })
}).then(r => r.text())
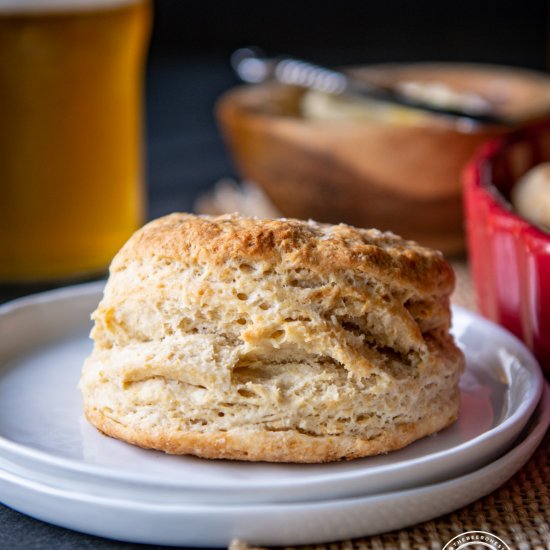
top-left (80, 213), bottom-right (464, 462)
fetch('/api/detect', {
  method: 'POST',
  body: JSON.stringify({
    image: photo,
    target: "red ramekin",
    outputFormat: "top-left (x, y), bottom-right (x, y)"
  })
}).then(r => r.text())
top-left (464, 121), bottom-right (550, 374)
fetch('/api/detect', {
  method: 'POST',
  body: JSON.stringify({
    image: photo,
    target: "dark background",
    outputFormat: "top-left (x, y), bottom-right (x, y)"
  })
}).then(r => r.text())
top-left (1, 1), bottom-right (549, 548)
top-left (150, 0), bottom-right (548, 65)
top-left (145, 0), bottom-right (549, 220)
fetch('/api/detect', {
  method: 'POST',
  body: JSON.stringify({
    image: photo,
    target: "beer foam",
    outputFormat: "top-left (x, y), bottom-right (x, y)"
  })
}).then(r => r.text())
top-left (0, 0), bottom-right (139, 13)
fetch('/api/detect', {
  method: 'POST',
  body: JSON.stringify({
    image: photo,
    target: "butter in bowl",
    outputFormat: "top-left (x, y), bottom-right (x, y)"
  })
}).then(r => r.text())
top-left (216, 62), bottom-right (550, 256)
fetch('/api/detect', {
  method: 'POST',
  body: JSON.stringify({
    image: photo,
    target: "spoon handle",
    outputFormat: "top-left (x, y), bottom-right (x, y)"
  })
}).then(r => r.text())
top-left (231, 47), bottom-right (509, 127)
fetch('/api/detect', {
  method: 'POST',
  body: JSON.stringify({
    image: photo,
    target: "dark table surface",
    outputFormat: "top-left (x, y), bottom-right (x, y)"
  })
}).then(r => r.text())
top-left (0, 53), bottom-right (236, 550)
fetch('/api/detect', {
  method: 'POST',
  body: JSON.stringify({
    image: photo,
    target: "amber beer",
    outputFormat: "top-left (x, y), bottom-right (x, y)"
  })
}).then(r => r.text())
top-left (0, 0), bottom-right (151, 281)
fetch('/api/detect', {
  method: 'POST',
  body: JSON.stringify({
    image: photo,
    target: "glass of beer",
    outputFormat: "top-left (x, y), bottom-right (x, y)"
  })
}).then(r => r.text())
top-left (0, 0), bottom-right (151, 282)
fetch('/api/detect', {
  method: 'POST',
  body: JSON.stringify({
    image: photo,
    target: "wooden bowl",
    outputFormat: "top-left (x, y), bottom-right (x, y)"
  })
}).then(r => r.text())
top-left (216, 63), bottom-right (550, 256)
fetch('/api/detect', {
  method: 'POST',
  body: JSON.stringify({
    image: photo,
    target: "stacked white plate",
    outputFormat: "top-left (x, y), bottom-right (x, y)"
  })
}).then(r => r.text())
top-left (0, 282), bottom-right (548, 547)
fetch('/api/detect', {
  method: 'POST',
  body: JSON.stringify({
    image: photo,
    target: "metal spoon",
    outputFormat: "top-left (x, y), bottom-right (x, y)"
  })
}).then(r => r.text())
top-left (231, 47), bottom-right (509, 126)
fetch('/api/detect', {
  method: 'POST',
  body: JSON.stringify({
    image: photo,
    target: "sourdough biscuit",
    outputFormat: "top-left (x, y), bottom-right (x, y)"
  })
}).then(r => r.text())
top-left (80, 213), bottom-right (464, 462)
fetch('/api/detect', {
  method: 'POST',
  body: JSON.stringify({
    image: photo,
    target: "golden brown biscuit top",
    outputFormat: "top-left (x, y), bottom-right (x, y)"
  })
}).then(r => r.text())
top-left (112, 213), bottom-right (454, 295)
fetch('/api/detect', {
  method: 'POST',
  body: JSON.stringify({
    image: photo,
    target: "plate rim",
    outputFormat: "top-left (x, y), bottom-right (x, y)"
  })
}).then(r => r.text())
top-left (0, 281), bottom-right (544, 492)
top-left (1, 383), bottom-right (548, 513)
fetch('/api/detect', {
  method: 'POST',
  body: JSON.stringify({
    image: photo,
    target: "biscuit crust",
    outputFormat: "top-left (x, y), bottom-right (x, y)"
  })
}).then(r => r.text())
top-left (112, 213), bottom-right (455, 297)
top-left (84, 397), bottom-right (459, 463)
top-left (80, 213), bottom-right (464, 462)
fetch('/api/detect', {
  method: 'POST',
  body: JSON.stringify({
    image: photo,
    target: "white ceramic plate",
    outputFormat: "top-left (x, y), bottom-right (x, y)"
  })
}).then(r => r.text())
top-left (0, 283), bottom-right (543, 505)
top-left (1, 384), bottom-right (548, 547)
